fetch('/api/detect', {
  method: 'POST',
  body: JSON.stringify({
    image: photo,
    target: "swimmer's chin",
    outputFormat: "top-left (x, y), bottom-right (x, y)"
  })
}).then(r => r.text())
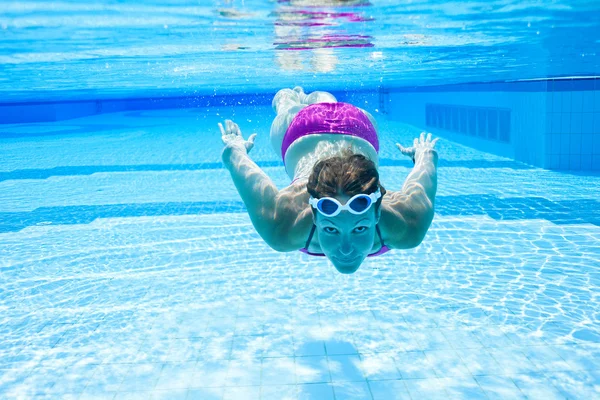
top-left (331, 261), bottom-right (362, 274)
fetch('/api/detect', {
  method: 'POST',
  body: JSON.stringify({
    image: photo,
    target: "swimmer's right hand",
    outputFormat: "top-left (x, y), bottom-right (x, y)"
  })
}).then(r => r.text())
top-left (396, 132), bottom-right (438, 164)
top-left (219, 119), bottom-right (257, 154)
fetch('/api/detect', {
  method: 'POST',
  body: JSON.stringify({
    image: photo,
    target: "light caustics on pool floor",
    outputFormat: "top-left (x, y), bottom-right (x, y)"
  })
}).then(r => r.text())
top-left (0, 107), bottom-right (599, 399)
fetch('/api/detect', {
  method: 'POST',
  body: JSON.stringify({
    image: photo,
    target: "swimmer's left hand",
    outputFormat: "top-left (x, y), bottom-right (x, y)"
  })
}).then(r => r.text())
top-left (219, 119), bottom-right (257, 154)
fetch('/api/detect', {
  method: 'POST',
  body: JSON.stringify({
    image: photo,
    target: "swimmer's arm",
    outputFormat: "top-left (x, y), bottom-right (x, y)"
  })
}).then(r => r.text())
top-left (382, 149), bottom-right (438, 248)
top-left (222, 146), bottom-right (310, 251)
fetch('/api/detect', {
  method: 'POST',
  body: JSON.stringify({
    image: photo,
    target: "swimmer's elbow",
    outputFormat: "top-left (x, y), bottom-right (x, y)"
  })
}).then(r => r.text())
top-left (402, 205), bottom-right (434, 249)
top-left (265, 236), bottom-right (298, 253)
top-left (411, 205), bottom-right (434, 247)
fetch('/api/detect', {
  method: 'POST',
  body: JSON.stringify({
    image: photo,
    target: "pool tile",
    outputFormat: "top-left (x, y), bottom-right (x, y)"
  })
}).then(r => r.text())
top-left (551, 344), bottom-right (600, 370)
top-left (455, 347), bottom-right (504, 376)
top-left (295, 356), bottom-right (330, 384)
top-left (438, 327), bottom-right (484, 349)
top-left (327, 355), bottom-right (364, 382)
top-left (545, 370), bottom-right (600, 399)
top-left (442, 376), bottom-right (489, 398)
top-left (190, 359), bottom-right (229, 388)
top-left (412, 328), bottom-right (452, 350)
top-left (222, 385), bottom-right (260, 400)
top-left (394, 351), bottom-right (437, 379)
top-left (332, 381), bottom-right (371, 400)
top-left (261, 334), bottom-right (294, 357)
top-left (186, 386), bottom-right (224, 400)
top-left (353, 330), bottom-right (395, 354)
top-left (261, 357), bottom-right (296, 385)
top-left (423, 349), bottom-right (472, 377)
top-left (118, 362), bottom-right (163, 392)
top-left (231, 335), bottom-right (264, 359)
top-left (294, 340), bottom-right (326, 357)
top-left (475, 375), bottom-right (526, 399)
top-left (234, 317), bottom-right (265, 336)
top-left (151, 389), bottom-right (188, 400)
top-left (154, 361), bottom-right (196, 390)
top-left (486, 347), bottom-right (538, 374)
top-left (369, 379), bottom-right (411, 399)
top-left (260, 384), bottom-right (298, 400)
top-left (226, 359), bottom-right (261, 386)
top-left (84, 364), bottom-right (130, 393)
top-left (521, 345), bottom-right (572, 372)
top-left (324, 338), bottom-right (358, 356)
top-left (359, 353), bottom-right (401, 380)
top-left (403, 378), bottom-right (449, 399)
top-left (510, 372), bottom-right (565, 399)
top-left (470, 326), bottom-right (515, 348)
top-left (297, 383), bottom-right (334, 400)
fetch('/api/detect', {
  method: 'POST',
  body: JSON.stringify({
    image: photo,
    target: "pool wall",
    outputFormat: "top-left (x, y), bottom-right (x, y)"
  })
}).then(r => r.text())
top-left (386, 77), bottom-right (600, 171)
top-left (2, 79), bottom-right (600, 171)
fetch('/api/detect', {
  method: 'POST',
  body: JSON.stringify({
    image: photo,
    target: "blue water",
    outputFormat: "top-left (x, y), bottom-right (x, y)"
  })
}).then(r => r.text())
top-left (1, 105), bottom-right (599, 399)
top-left (2, 0), bottom-right (600, 399)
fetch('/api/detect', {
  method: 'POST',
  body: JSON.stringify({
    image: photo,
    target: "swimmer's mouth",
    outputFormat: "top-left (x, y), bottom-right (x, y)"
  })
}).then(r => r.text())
top-left (335, 256), bottom-right (359, 264)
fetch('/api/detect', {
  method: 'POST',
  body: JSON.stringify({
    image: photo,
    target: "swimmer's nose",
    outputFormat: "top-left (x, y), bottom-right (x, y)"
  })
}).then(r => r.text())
top-left (339, 239), bottom-right (354, 256)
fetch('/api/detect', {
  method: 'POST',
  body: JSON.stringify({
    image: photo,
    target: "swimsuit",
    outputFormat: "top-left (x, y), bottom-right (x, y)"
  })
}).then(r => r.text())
top-left (282, 102), bottom-right (388, 257)
top-left (281, 102), bottom-right (379, 160)
top-left (299, 223), bottom-right (391, 257)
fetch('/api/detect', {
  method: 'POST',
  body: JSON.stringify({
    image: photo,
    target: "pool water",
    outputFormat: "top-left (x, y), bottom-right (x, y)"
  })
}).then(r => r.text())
top-left (1, 106), bottom-right (599, 399)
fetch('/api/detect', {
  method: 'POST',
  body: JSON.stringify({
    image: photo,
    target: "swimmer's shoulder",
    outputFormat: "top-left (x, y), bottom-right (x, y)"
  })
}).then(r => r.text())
top-left (378, 191), bottom-right (431, 249)
top-left (268, 178), bottom-right (313, 252)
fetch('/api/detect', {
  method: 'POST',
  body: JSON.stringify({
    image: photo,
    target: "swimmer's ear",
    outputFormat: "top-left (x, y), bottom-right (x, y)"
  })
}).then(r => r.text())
top-left (375, 205), bottom-right (382, 223)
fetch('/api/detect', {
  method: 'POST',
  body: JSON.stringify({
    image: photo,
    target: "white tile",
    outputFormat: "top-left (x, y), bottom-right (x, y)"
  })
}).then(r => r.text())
top-left (261, 385), bottom-right (298, 400)
top-left (226, 359), bottom-right (261, 386)
top-left (475, 375), bottom-right (526, 399)
top-left (118, 363), bottom-right (163, 392)
top-left (297, 383), bottom-right (334, 400)
top-left (328, 355), bottom-right (364, 382)
top-left (511, 373), bottom-right (565, 399)
top-left (369, 380), bottom-right (411, 400)
top-left (404, 378), bottom-right (449, 400)
top-left (261, 357), bottom-right (296, 386)
top-left (187, 387), bottom-right (224, 400)
top-left (295, 356), bottom-right (330, 384)
top-left (424, 349), bottom-right (472, 377)
top-left (155, 362), bottom-right (196, 390)
top-left (394, 351), bottom-right (437, 379)
top-left (359, 353), bottom-right (401, 380)
top-left (223, 385), bottom-right (260, 400)
top-left (332, 381), bottom-right (371, 400)
top-left (455, 347), bottom-right (504, 376)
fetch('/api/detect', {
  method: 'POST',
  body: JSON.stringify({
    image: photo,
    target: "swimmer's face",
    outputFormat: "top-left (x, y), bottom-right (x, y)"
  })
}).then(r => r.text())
top-left (314, 194), bottom-right (381, 274)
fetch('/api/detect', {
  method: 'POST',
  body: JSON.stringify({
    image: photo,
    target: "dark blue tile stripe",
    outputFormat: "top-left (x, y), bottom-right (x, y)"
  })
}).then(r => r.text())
top-left (389, 77), bottom-right (598, 93)
top-left (0, 160), bottom-right (534, 182)
top-left (1, 195), bottom-right (598, 233)
top-left (0, 89), bottom-right (376, 125)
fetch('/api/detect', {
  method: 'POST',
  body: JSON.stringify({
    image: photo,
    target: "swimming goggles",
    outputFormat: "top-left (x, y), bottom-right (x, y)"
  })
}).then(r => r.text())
top-left (309, 189), bottom-right (381, 217)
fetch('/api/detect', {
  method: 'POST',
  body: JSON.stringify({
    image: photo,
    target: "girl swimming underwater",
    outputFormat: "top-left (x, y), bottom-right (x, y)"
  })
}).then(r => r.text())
top-left (220, 87), bottom-right (438, 274)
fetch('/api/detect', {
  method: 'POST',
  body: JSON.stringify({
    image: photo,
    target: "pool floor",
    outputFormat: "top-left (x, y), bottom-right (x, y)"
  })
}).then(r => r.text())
top-left (1, 107), bottom-right (599, 399)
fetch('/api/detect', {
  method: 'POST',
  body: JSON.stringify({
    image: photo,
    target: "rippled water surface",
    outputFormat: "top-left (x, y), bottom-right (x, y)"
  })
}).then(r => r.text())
top-left (1, 106), bottom-right (599, 399)
top-left (1, 0), bottom-right (600, 101)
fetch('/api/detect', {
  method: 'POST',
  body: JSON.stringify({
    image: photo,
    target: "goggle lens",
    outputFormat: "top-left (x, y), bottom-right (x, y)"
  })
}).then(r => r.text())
top-left (318, 199), bottom-right (339, 215)
top-left (349, 196), bottom-right (371, 213)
